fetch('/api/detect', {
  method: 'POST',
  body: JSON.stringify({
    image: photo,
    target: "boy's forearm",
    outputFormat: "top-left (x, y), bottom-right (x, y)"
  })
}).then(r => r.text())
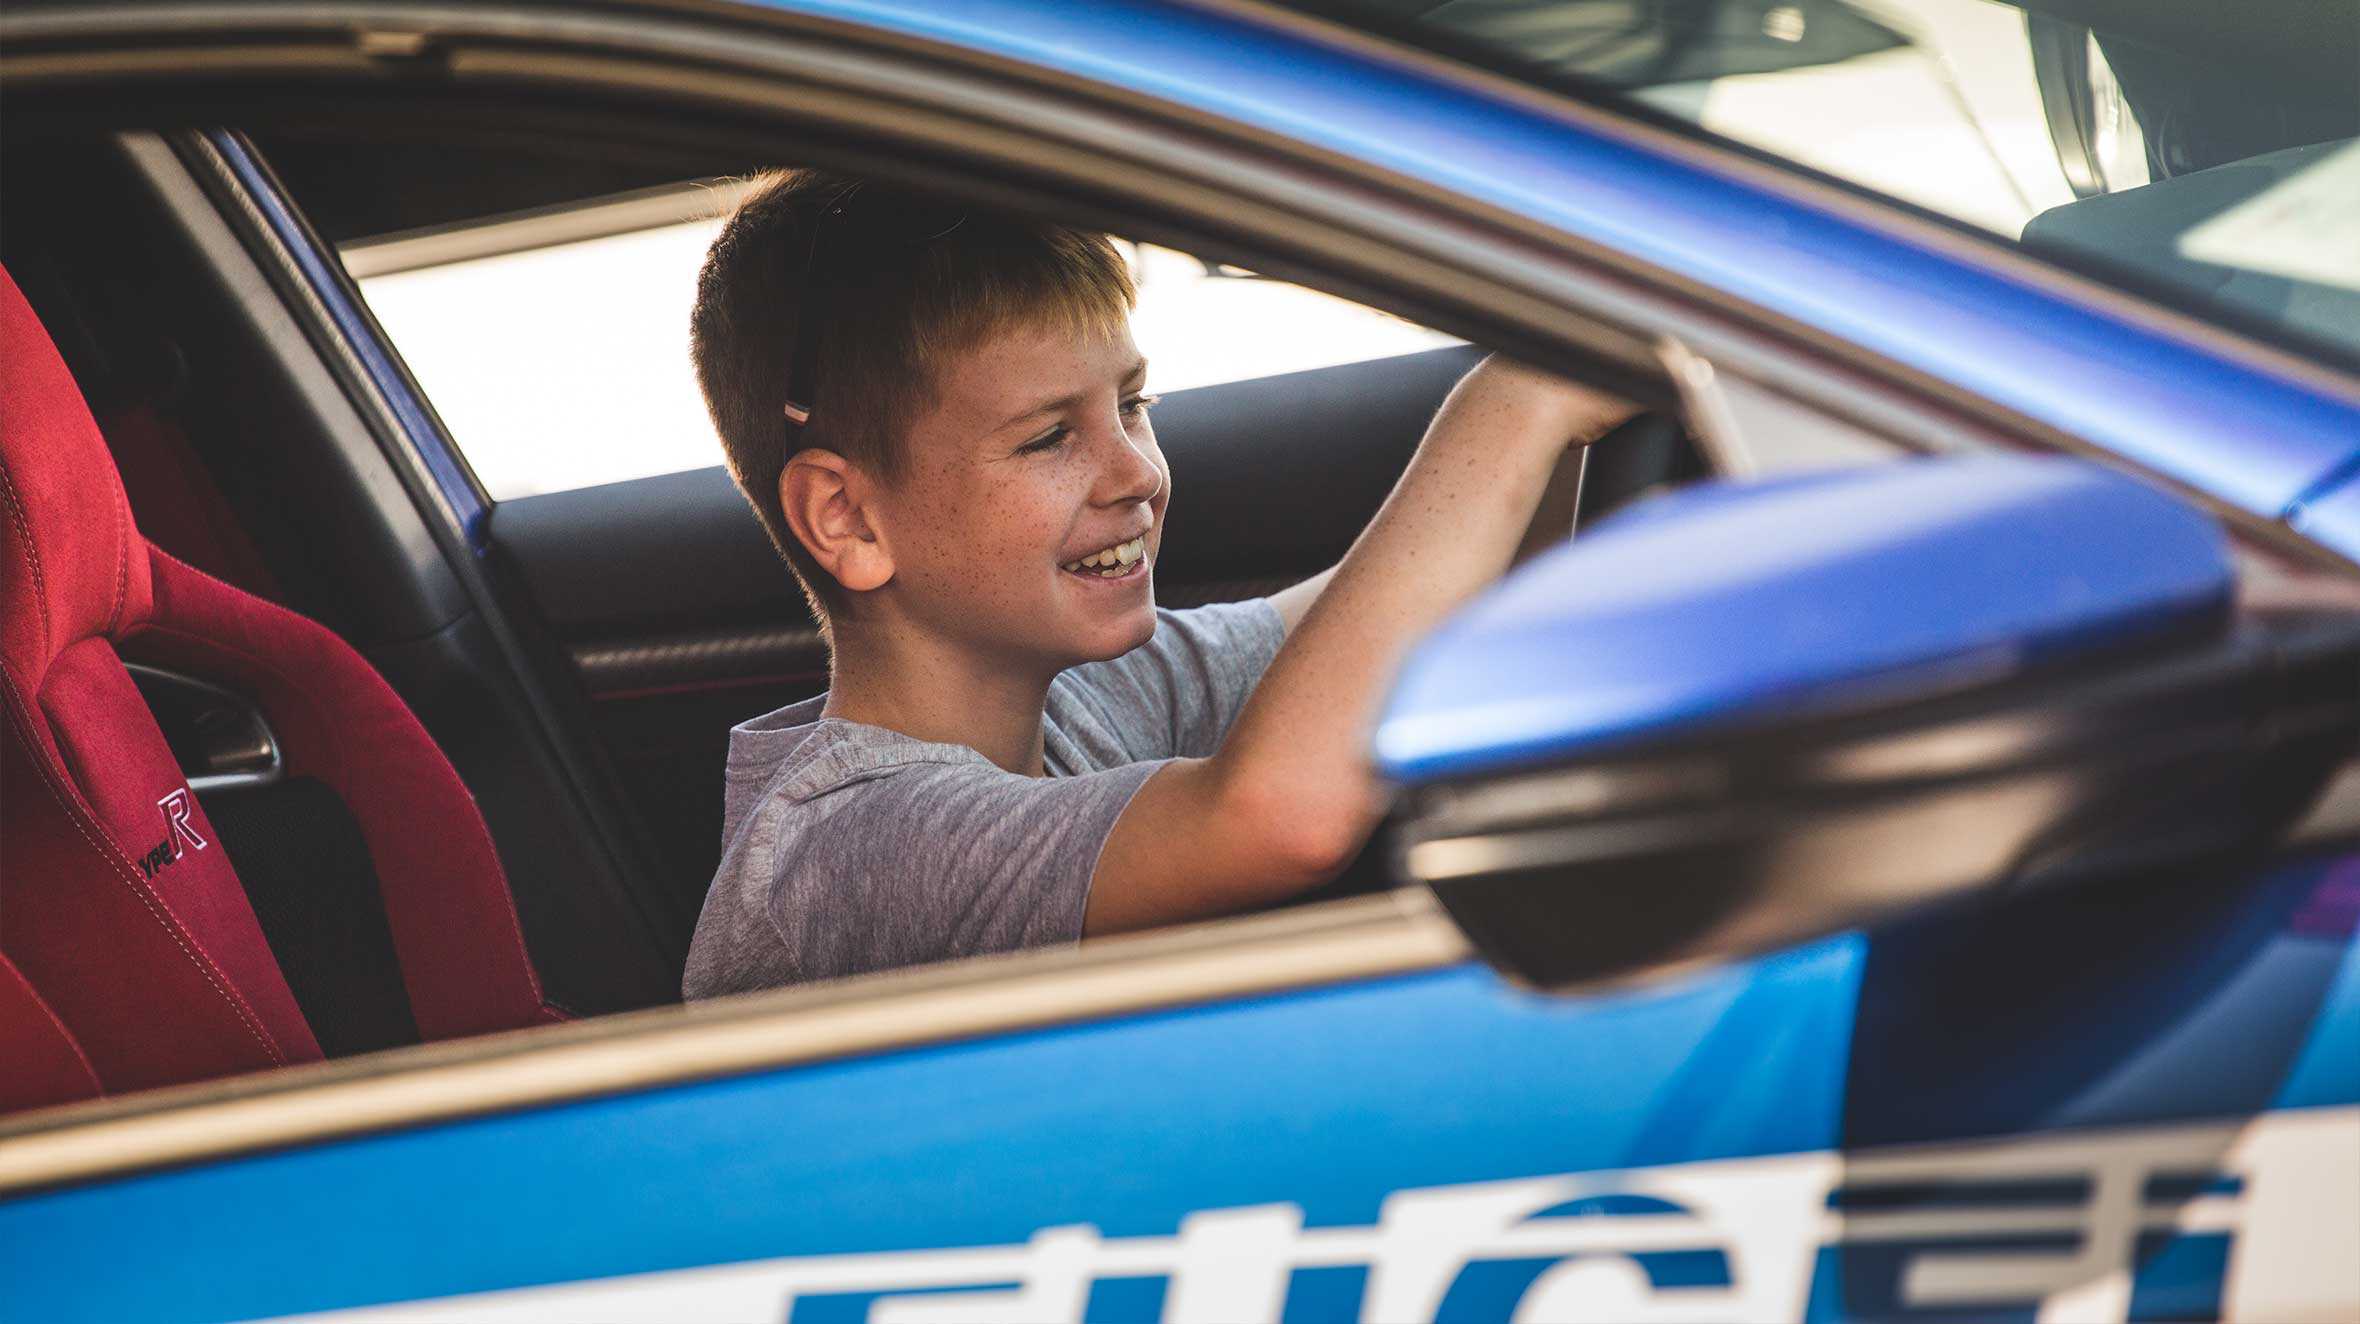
top-left (1216, 358), bottom-right (1634, 865)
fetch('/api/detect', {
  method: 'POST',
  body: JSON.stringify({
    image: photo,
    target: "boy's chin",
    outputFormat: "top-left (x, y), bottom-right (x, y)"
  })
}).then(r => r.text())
top-left (1061, 600), bottom-right (1158, 665)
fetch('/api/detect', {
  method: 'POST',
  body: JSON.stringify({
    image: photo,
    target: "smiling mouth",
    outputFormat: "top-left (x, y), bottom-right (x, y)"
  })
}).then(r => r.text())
top-left (1061, 535), bottom-right (1148, 578)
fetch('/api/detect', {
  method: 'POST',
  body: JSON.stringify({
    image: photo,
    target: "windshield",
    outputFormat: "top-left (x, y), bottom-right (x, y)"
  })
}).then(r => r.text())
top-left (1273, 0), bottom-right (2360, 371)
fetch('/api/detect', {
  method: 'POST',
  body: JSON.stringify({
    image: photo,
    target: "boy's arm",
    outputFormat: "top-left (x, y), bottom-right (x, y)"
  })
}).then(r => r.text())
top-left (1086, 358), bottom-right (1636, 934)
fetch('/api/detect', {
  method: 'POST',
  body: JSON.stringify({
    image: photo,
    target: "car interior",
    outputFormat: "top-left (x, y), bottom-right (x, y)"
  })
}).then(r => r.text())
top-left (0, 122), bottom-right (1717, 1117)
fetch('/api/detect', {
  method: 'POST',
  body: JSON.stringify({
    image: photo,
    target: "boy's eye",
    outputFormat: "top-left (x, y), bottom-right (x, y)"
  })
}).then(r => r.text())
top-left (1016, 425), bottom-right (1071, 456)
top-left (1014, 397), bottom-right (1154, 455)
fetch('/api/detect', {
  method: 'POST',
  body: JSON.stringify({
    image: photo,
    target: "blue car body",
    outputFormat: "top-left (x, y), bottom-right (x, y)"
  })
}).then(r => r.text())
top-left (2, 1), bottom-right (2356, 1320)
top-left (10, 869), bottom-right (2356, 1320)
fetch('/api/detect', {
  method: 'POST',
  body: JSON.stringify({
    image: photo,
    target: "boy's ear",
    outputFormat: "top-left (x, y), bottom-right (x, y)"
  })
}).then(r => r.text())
top-left (779, 448), bottom-right (894, 594)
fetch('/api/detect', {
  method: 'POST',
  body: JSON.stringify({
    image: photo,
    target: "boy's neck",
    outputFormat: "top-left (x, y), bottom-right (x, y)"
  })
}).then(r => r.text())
top-left (820, 617), bottom-right (1057, 777)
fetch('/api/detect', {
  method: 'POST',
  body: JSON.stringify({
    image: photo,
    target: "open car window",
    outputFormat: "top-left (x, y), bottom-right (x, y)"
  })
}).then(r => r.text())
top-left (334, 180), bottom-right (1460, 500)
top-left (1272, 0), bottom-right (2360, 373)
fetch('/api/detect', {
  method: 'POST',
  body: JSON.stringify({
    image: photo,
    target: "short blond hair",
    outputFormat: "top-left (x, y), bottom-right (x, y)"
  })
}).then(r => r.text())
top-left (690, 170), bottom-right (1136, 620)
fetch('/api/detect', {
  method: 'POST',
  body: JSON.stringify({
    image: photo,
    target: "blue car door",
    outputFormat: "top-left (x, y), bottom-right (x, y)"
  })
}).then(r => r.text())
top-left (6, 854), bottom-right (2353, 1321)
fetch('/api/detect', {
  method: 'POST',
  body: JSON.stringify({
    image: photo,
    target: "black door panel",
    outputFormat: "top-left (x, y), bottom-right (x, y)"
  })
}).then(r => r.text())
top-left (493, 466), bottom-right (795, 637)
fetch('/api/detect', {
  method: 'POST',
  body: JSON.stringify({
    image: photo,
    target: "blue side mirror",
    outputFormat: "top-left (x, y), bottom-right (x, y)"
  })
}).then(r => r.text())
top-left (1377, 455), bottom-right (2358, 990)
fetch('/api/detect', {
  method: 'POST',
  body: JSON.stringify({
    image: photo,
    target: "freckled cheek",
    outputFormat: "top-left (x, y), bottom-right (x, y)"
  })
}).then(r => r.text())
top-left (935, 481), bottom-right (1077, 604)
top-left (899, 470), bottom-right (994, 594)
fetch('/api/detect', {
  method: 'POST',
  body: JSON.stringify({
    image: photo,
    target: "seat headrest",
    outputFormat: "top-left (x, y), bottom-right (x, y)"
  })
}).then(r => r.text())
top-left (0, 264), bottom-right (152, 683)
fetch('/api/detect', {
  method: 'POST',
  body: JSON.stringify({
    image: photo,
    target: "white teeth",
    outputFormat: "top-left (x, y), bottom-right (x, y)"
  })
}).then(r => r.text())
top-left (1063, 535), bottom-right (1148, 575)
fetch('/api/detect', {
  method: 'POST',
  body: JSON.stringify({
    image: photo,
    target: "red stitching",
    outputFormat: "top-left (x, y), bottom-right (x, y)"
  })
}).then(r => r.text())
top-left (108, 482), bottom-right (128, 636)
top-left (0, 663), bottom-right (286, 1066)
top-left (0, 457), bottom-right (51, 667)
top-left (8, 961), bottom-right (102, 1094)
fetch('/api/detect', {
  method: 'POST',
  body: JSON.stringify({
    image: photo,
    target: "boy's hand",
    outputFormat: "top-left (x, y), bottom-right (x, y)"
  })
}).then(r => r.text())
top-left (1086, 356), bottom-right (1642, 935)
top-left (1458, 356), bottom-right (1639, 448)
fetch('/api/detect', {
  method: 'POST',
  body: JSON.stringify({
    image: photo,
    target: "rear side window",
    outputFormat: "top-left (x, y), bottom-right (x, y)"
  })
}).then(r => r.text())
top-left (339, 180), bottom-right (1458, 500)
top-left (1271, 0), bottom-right (2360, 374)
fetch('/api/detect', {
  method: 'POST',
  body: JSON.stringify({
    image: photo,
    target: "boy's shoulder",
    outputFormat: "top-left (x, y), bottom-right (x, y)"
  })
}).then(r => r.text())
top-left (1046, 597), bottom-right (1287, 767)
top-left (725, 597), bottom-right (1282, 801)
top-left (726, 697), bottom-right (990, 807)
top-left (688, 704), bottom-right (1161, 997)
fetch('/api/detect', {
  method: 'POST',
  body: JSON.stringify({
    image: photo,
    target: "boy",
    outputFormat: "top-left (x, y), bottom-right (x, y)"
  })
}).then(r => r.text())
top-left (682, 171), bottom-right (1633, 998)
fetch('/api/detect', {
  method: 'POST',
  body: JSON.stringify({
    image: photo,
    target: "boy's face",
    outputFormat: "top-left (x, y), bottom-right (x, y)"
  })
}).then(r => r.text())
top-left (869, 318), bottom-right (1168, 672)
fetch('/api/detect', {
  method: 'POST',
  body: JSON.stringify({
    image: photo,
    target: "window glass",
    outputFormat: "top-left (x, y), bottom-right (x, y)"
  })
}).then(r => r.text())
top-left (343, 183), bottom-right (1459, 500)
top-left (1270, 0), bottom-right (2360, 369)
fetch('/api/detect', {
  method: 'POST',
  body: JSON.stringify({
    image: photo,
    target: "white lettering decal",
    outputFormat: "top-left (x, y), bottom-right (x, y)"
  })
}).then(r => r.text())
top-left (275, 1107), bottom-right (2360, 1324)
top-left (158, 787), bottom-right (209, 857)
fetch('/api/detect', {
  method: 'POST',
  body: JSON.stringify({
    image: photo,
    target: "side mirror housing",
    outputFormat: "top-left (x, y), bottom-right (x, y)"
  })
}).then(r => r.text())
top-left (1378, 456), bottom-right (2356, 991)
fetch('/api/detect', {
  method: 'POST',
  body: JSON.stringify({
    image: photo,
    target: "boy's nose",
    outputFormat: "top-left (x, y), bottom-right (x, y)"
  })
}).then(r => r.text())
top-left (1097, 428), bottom-right (1164, 505)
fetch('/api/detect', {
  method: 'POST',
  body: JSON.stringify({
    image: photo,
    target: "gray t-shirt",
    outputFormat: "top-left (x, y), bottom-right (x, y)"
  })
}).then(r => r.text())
top-left (682, 598), bottom-right (1286, 999)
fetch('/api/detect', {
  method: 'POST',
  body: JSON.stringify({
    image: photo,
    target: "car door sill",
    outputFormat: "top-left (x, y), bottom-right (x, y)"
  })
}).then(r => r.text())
top-left (0, 890), bottom-right (1467, 1194)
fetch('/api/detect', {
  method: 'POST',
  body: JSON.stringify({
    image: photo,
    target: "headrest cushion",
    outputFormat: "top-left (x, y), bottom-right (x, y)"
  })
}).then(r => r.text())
top-left (0, 264), bottom-right (151, 684)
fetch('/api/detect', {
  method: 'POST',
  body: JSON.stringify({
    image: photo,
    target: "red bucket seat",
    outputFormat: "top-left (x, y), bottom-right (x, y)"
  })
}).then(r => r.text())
top-left (0, 264), bottom-right (560, 1103)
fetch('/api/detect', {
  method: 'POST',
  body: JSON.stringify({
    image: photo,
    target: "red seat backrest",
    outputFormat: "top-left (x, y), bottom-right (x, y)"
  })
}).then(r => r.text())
top-left (0, 951), bottom-right (101, 1114)
top-left (0, 264), bottom-right (559, 1106)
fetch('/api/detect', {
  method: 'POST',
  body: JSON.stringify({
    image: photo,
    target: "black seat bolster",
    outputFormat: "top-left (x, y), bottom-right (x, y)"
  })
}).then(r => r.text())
top-left (201, 779), bottom-right (422, 1057)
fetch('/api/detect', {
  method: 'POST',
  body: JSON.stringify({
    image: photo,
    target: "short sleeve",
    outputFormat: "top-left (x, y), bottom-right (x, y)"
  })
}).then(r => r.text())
top-left (1050, 598), bottom-right (1286, 766)
top-left (764, 757), bottom-right (1163, 983)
